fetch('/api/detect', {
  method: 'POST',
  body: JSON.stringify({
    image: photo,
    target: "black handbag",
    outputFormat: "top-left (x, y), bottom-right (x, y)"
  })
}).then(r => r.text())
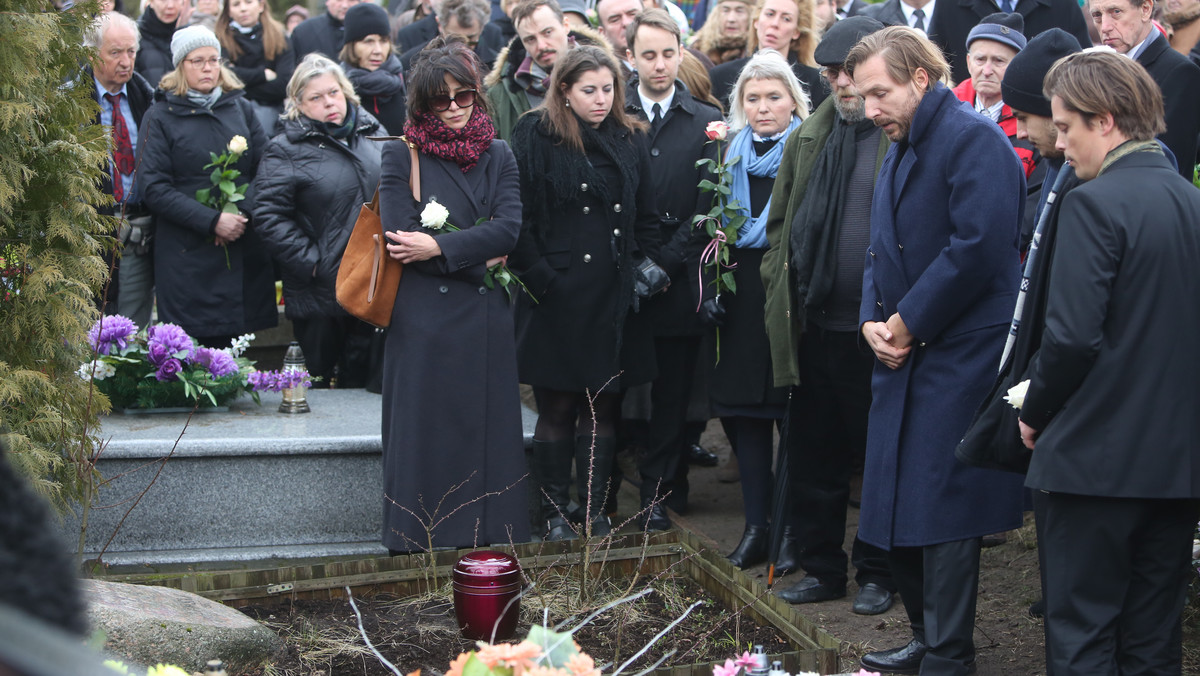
top-left (955, 361), bottom-right (1032, 474)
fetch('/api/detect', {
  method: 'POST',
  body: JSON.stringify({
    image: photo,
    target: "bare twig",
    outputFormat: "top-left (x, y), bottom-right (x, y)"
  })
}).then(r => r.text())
top-left (611, 600), bottom-right (703, 676)
top-left (345, 585), bottom-right (405, 676)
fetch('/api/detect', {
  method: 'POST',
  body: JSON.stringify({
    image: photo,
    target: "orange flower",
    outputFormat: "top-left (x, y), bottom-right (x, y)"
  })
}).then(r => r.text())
top-left (565, 652), bottom-right (599, 676)
top-left (447, 652), bottom-right (472, 676)
top-left (476, 641), bottom-right (543, 669)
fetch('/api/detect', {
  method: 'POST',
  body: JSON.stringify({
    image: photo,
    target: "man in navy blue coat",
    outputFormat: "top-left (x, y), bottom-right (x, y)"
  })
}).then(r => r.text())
top-left (844, 26), bottom-right (1027, 675)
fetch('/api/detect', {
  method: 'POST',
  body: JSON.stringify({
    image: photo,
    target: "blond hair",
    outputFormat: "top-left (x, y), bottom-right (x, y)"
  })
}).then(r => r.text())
top-left (284, 54), bottom-right (362, 120)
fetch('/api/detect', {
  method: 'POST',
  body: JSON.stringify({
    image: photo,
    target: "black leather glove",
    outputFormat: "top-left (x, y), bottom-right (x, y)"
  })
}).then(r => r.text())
top-left (699, 296), bottom-right (726, 327)
top-left (634, 257), bottom-right (670, 298)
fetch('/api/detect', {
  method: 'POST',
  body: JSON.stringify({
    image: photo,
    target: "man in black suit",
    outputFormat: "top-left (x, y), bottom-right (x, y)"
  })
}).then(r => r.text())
top-left (1020, 49), bottom-right (1200, 674)
top-left (622, 9), bottom-right (723, 533)
top-left (861, 0), bottom-right (934, 35)
top-left (86, 12), bottom-right (157, 328)
top-left (926, 0), bottom-right (1091, 82)
top-left (291, 0), bottom-right (365, 60)
top-left (1089, 0), bottom-right (1200, 179)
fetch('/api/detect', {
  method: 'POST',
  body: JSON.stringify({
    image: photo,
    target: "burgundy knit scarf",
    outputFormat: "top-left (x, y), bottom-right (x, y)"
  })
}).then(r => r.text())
top-left (404, 109), bottom-right (495, 173)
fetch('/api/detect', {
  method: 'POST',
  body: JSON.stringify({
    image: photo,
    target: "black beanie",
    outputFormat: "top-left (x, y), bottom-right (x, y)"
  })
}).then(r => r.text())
top-left (1000, 28), bottom-right (1082, 118)
top-left (344, 3), bottom-right (392, 44)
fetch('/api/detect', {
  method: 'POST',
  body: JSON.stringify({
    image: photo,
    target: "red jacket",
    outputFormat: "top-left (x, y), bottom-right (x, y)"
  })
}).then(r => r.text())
top-left (953, 78), bottom-right (1037, 179)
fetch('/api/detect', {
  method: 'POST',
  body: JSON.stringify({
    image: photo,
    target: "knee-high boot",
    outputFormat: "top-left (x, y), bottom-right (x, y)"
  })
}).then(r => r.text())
top-left (575, 436), bottom-right (616, 537)
top-left (531, 438), bottom-right (577, 541)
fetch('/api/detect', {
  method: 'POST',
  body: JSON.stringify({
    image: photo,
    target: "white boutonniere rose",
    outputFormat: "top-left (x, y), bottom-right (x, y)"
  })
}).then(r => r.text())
top-left (1005, 379), bottom-right (1030, 410)
top-left (421, 199), bottom-right (450, 229)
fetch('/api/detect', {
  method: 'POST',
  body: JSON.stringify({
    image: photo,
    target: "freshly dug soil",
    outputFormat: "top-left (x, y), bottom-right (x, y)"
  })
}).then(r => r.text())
top-left (239, 576), bottom-right (792, 676)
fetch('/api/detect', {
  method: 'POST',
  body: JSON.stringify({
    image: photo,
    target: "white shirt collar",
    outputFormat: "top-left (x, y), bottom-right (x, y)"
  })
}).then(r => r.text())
top-left (901, 0), bottom-right (935, 33)
top-left (1125, 26), bottom-right (1158, 60)
top-left (638, 85), bottom-right (676, 121)
top-left (95, 76), bottom-right (129, 100)
top-left (974, 94), bottom-right (1004, 122)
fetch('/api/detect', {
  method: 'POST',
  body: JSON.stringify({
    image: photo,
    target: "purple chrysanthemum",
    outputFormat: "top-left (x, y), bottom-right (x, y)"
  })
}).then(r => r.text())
top-left (88, 315), bottom-right (138, 355)
top-left (147, 323), bottom-right (195, 362)
top-left (194, 348), bottom-right (239, 378)
top-left (248, 368), bottom-right (312, 392)
top-left (146, 342), bottom-right (172, 367)
top-left (154, 358), bottom-right (183, 382)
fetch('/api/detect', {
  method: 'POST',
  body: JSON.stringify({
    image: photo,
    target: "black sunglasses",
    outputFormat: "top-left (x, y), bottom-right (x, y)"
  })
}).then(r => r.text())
top-left (430, 89), bottom-right (478, 112)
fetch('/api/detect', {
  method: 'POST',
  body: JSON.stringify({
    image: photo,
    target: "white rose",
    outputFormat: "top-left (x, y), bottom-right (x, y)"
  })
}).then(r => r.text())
top-left (420, 199), bottom-right (450, 229)
top-left (228, 135), bottom-right (248, 155)
top-left (1004, 379), bottom-right (1030, 410)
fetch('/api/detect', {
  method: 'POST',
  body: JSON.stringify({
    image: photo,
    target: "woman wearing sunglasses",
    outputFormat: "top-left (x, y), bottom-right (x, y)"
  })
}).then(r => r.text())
top-left (377, 38), bottom-right (530, 553)
top-left (508, 45), bottom-right (661, 541)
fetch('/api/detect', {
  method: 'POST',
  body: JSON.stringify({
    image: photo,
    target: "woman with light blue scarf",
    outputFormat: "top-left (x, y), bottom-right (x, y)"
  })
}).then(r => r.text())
top-left (699, 49), bottom-right (809, 570)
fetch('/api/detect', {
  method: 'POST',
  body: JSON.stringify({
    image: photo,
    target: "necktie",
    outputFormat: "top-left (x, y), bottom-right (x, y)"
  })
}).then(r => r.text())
top-left (105, 92), bottom-right (135, 203)
top-left (651, 102), bottom-right (664, 135)
top-left (907, 8), bottom-right (926, 31)
top-left (1001, 0), bottom-right (1014, 11)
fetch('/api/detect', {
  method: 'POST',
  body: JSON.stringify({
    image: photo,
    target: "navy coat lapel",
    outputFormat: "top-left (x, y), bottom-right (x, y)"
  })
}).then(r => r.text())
top-left (873, 148), bottom-right (907, 278)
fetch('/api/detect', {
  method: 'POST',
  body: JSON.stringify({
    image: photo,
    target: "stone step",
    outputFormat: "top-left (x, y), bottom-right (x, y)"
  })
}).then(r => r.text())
top-left (62, 390), bottom-right (537, 569)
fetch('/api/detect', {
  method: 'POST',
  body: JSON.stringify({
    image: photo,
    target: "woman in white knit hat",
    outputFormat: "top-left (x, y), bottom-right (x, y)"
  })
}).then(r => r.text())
top-left (139, 25), bottom-right (279, 347)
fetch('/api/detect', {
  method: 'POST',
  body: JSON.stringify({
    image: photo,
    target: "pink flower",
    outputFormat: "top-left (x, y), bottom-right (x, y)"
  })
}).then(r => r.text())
top-left (705, 120), bottom-right (729, 141)
top-left (476, 641), bottom-right (543, 669)
top-left (713, 658), bottom-right (740, 676)
top-left (564, 651), bottom-right (599, 676)
top-left (734, 652), bottom-right (757, 669)
top-left (855, 670), bottom-right (883, 676)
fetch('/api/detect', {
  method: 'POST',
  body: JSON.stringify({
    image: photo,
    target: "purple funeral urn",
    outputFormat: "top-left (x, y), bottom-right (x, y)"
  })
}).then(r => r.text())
top-left (452, 550), bottom-right (522, 641)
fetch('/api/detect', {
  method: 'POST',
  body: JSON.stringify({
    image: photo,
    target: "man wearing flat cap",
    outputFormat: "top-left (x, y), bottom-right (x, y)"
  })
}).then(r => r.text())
top-left (952, 12), bottom-right (1042, 252)
top-left (761, 15), bottom-right (897, 617)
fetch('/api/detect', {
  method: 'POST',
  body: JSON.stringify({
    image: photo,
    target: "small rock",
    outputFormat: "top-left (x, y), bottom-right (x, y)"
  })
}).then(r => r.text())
top-left (84, 580), bottom-right (282, 675)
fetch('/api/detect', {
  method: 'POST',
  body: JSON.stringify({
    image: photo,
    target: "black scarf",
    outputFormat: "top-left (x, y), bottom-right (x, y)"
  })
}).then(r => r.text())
top-left (788, 117), bottom-right (876, 327)
top-left (311, 106), bottom-right (358, 139)
top-left (139, 6), bottom-right (176, 42)
top-left (343, 55), bottom-right (405, 101)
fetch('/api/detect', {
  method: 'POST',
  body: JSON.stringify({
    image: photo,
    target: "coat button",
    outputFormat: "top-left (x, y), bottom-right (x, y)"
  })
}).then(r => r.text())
top-left (613, 204), bottom-right (622, 213)
top-left (582, 206), bottom-right (590, 214)
top-left (613, 228), bottom-right (621, 236)
top-left (876, 301), bottom-right (882, 308)
top-left (581, 183), bottom-right (588, 191)
top-left (651, 148), bottom-right (660, 157)
top-left (869, 249), bottom-right (876, 257)
top-left (440, 285), bottom-right (449, 293)
top-left (898, 244), bottom-right (904, 250)
top-left (482, 198), bottom-right (488, 205)
top-left (583, 254), bottom-right (592, 263)
top-left (478, 287), bottom-right (487, 295)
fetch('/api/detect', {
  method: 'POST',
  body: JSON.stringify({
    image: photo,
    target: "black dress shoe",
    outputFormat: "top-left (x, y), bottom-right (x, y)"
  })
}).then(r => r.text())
top-left (686, 444), bottom-right (720, 467)
top-left (860, 639), bottom-right (927, 675)
top-left (776, 575), bottom-right (846, 604)
top-left (1028, 597), bottom-right (1045, 618)
top-left (639, 500), bottom-right (672, 532)
top-left (726, 525), bottom-right (769, 569)
top-left (852, 582), bottom-right (894, 615)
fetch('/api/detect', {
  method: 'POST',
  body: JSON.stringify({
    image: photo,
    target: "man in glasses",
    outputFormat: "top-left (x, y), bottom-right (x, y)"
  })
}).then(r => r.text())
top-left (400, 0), bottom-right (491, 73)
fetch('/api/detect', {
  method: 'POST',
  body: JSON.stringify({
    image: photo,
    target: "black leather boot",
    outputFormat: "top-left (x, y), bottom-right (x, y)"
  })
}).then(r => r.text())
top-left (575, 436), bottom-right (616, 537)
top-left (531, 439), bottom-right (577, 541)
top-left (726, 524), bottom-right (769, 569)
top-left (772, 526), bottom-right (799, 576)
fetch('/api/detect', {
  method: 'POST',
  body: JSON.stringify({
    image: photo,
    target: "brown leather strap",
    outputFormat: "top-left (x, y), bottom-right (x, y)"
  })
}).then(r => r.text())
top-left (405, 138), bottom-right (421, 202)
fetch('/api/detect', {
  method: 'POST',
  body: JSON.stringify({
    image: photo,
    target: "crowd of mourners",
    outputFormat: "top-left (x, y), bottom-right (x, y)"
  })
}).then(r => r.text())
top-left (83, 0), bottom-right (1200, 670)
